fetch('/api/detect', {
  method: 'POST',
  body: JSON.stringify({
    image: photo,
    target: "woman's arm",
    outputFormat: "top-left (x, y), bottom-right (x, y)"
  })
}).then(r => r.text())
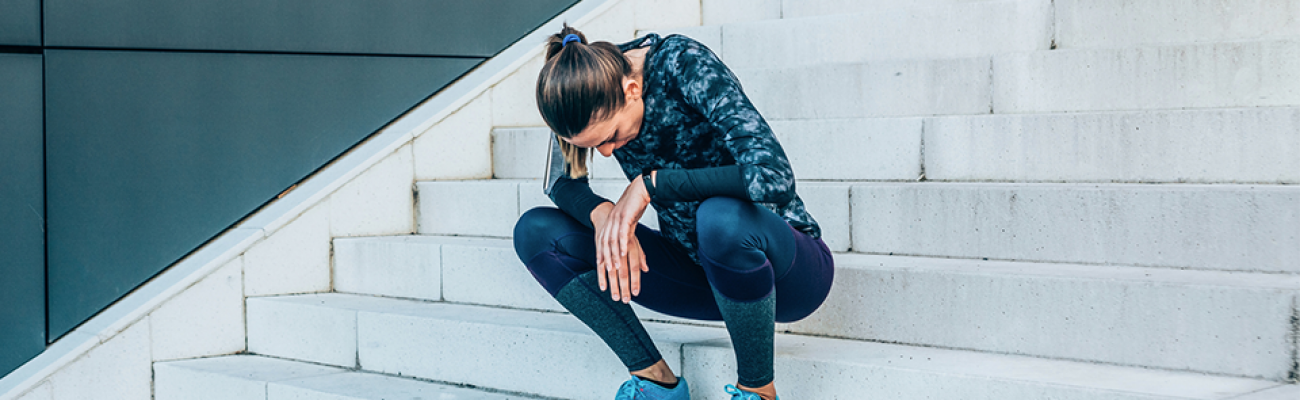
top-left (548, 175), bottom-right (612, 228)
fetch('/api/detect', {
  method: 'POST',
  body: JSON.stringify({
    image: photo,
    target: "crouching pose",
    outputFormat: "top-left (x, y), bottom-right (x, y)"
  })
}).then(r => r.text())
top-left (513, 25), bottom-right (834, 400)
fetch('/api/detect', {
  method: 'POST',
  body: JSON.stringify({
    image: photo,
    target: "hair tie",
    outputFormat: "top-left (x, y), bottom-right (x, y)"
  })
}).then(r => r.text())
top-left (562, 34), bottom-right (581, 47)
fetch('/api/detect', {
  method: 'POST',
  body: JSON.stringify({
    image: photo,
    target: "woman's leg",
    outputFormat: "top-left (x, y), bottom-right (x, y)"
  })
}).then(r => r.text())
top-left (694, 197), bottom-right (835, 399)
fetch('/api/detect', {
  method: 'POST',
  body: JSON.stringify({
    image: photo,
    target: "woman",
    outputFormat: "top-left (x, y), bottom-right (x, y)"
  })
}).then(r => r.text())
top-left (513, 25), bottom-right (834, 400)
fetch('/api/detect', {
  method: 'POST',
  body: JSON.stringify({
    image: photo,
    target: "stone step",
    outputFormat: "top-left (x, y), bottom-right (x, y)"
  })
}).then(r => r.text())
top-left (491, 122), bottom-right (923, 182)
top-left (994, 39), bottom-right (1300, 113)
top-left (923, 107), bottom-right (1300, 184)
top-left (681, 0), bottom-right (1052, 70)
top-left (734, 57), bottom-right (992, 119)
top-left (153, 354), bottom-right (537, 400)
top-left (1055, 0), bottom-right (1300, 49)
top-left (244, 293), bottom-right (1278, 400)
top-left (416, 179), bottom-right (852, 252)
top-left (852, 182), bottom-right (1300, 272)
top-left (777, 0), bottom-right (1012, 20)
top-left (333, 234), bottom-right (1300, 379)
top-left (245, 294), bottom-right (726, 400)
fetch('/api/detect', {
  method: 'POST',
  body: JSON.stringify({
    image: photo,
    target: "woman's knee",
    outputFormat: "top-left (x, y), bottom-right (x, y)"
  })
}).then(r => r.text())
top-left (696, 197), bottom-right (753, 241)
top-left (513, 207), bottom-right (574, 261)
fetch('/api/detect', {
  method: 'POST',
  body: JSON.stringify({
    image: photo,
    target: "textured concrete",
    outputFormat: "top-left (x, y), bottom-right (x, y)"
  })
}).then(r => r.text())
top-left (787, 254), bottom-right (1300, 379)
top-left (489, 54), bottom-right (545, 128)
top-left (269, 370), bottom-right (539, 400)
top-left (685, 334), bottom-right (1276, 400)
top-left (1234, 385), bottom-right (1300, 400)
top-left (416, 180), bottom-right (519, 237)
top-left (702, 0), bottom-right (780, 25)
top-left (737, 57), bottom-right (992, 119)
top-left (44, 322), bottom-right (151, 400)
top-left (149, 258), bottom-right (244, 361)
top-left (781, 0), bottom-right (1011, 19)
top-left (723, 0), bottom-right (1050, 69)
top-left (354, 298), bottom-right (728, 400)
top-left (634, 0), bottom-right (701, 31)
top-left (1056, 0), bottom-right (1300, 49)
top-left (636, 26), bottom-right (723, 57)
top-left (437, 236), bottom-right (564, 311)
top-left (491, 127), bottom-right (550, 179)
top-left (924, 108), bottom-right (1300, 183)
top-left (10, 382), bottom-right (49, 400)
top-left (246, 295), bottom-right (360, 367)
top-left (333, 236), bottom-right (442, 301)
top-left (771, 118), bottom-right (922, 180)
top-left (329, 144), bottom-right (415, 237)
top-left (414, 93), bottom-right (493, 180)
top-left (852, 183), bottom-right (1300, 272)
top-left (243, 203), bottom-right (331, 296)
top-left (994, 40), bottom-right (1300, 113)
top-left (154, 355), bottom-right (341, 400)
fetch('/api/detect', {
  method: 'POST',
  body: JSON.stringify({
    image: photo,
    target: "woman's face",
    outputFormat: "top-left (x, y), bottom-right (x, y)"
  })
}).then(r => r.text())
top-left (562, 77), bottom-right (644, 157)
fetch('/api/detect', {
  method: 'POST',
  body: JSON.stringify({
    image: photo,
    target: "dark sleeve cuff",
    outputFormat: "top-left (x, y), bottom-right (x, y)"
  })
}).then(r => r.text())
top-left (549, 176), bottom-right (611, 229)
top-left (653, 165), bottom-right (751, 202)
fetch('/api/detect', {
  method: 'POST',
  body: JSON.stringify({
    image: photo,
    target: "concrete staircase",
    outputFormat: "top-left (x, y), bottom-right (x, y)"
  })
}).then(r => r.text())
top-left (153, 0), bottom-right (1300, 399)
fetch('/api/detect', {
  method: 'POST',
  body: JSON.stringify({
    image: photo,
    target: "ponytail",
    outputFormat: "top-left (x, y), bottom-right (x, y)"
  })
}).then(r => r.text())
top-left (536, 24), bottom-right (631, 177)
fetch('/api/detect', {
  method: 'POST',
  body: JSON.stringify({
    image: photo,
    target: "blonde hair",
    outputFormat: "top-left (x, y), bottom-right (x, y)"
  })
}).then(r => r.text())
top-left (536, 24), bottom-right (631, 177)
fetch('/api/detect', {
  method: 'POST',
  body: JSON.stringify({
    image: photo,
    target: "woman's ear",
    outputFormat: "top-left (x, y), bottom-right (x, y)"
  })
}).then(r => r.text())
top-left (622, 77), bottom-right (642, 101)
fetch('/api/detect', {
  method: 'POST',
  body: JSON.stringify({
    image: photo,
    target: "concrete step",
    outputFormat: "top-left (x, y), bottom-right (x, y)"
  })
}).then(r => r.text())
top-left (777, 0), bottom-right (1013, 20)
top-left (697, 0), bottom-right (1051, 70)
top-left (154, 354), bottom-right (536, 400)
top-left (244, 293), bottom-right (1278, 400)
top-left (333, 234), bottom-right (1300, 379)
top-left (416, 179), bottom-right (852, 252)
top-left (245, 294), bottom-right (726, 400)
top-left (852, 182), bottom-right (1300, 272)
top-left (492, 122), bottom-right (923, 181)
top-left (924, 107), bottom-right (1300, 184)
top-left (734, 57), bottom-right (992, 119)
top-left (994, 39), bottom-right (1300, 113)
top-left (1055, 0), bottom-right (1300, 49)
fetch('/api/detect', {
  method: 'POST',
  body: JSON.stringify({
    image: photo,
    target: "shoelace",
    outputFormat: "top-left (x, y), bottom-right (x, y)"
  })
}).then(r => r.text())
top-left (619, 377), bottom-right (646, 399)
top-left (724, 384), bottom-right (761, 400)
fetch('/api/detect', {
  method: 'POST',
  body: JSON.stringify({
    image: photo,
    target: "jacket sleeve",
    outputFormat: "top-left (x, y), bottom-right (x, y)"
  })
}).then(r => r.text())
top-left (548, 175), bottom-right (611, 229)
top-left (666, 37), bottom-right (797, 204)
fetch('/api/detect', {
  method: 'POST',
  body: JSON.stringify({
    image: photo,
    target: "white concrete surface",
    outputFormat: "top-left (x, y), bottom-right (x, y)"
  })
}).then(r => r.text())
top-left (243, 203), bottom-right (332, 297)
top-left (149, 258), bottom-right (244, 362)
top-left (154, 355), bottom-right (341, 400)
top-left (9, 383), bottom-right (47, 400)
top-left (414, 93), bottom-right (493, 180)
top-left (636, 26), bottom-right (723, 57)
top-left (788, 253), bottom-right (1300, 379)
top-left (246, 295), bottom-right (360, 367)
top-left (416, 180), bottom-right (519, 237)
top-left (684, 334), bottom-right (1276, 400)
top-left (351, 297), bottom-right (728, 400)
top-left (333, 236), bottom-right (442, 301)
top-left (269, 370), bottom-right (540, 400)
top-left (436, 236), bottom-right (563, 311)
top-left (489, 54), bottom-right (546, 129)
top-left (702, 0), bottom-right (780, 25)
top-left (1234, 384), bottom-right (1300, 400)
top-left (780, 0), bottom-right (1011, 19)
top-left (44, 322), bottom-right (151, 400)
top-left (994, 40), bottom-right (1300, 113)
top-left (329, 145), bottom-right (415, 238)
top-left (737, 57), bottom-right (992, 119)
top-left (923, 107), bottom-right (1300, 184)
top-left (491, 127), bottom-right (550, 179)
top-left (634, 0), bottom-right (701, 31)
top-left (722, 1), bottom-right (1050, 69)
top-left (772, 118), bottom-right (922, 180)
top-left (1056, 0), bottom-right (1300, 49)
top-left (852, 183), bottom-right (1300, 272)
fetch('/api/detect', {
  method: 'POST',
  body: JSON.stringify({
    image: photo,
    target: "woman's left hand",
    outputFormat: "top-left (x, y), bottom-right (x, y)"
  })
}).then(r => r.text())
top-left (595, 174), bottom-right (652, 303)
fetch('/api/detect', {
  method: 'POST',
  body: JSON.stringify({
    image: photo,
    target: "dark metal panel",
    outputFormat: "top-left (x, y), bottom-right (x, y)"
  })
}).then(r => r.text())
top-left (44, 0), bottom-right (577, 57)
top-left (0, 54), bottom-right (46, 376)
top-left (0, 0), bottom-right (42, 46)
top-left (44, 50), bottom-right (481, 338)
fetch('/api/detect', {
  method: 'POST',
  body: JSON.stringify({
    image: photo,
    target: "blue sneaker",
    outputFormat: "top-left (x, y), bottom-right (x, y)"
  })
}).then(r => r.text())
top-left (724, 384), bottom-right (779, 400)
top-left (614, 376), bottom-right (690, 399)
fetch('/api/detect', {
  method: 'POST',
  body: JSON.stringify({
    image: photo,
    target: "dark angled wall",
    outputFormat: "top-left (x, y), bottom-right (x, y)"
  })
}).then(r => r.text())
top-left (2, 0), bottom-right (577, 378)
top-left (0, 54), bottom-right (46, 381)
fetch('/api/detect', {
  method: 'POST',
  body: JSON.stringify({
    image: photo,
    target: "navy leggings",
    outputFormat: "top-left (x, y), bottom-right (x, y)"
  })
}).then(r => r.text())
top-left (513, 197), bottom-right (835, 323)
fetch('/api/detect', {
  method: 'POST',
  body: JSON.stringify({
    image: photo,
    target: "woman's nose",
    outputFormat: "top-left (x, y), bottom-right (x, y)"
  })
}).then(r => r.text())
top-left (597, 142), bottom-right (615, 157)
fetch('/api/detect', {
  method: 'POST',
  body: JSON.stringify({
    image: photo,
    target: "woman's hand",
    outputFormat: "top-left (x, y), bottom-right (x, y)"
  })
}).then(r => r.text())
top-left (593, 175), bottom-right (653, 303)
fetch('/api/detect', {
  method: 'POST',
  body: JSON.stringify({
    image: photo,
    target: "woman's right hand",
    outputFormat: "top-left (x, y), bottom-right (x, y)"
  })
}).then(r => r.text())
top-left (590, 184), bottom-right (651, 303)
